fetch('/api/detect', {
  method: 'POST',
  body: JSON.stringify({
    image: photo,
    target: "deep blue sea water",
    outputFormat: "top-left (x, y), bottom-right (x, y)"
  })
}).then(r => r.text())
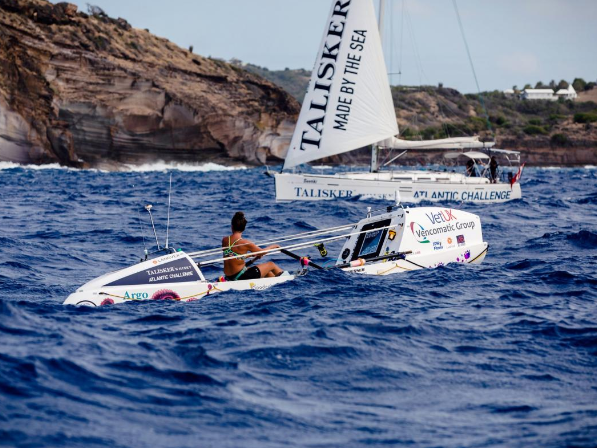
top-left (1, 163), bottom-right (596, 448)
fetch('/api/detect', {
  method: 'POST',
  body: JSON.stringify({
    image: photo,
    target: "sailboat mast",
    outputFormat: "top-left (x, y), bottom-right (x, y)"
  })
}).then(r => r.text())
top-left (378, 0), bottom-right (386, 35)
top-left (371, 0), bottom-right (387, 173)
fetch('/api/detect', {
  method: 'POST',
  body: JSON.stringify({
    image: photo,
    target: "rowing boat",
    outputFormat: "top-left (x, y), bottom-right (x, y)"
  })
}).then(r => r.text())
top-left (63, 203), bottom-right (488, 306)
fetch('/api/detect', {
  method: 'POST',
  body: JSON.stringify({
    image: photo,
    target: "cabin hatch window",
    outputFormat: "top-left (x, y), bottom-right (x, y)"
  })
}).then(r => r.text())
top-left (352, 218), bottom-right (392, 260)
top-left (360, 230), bottom-right (383, 257)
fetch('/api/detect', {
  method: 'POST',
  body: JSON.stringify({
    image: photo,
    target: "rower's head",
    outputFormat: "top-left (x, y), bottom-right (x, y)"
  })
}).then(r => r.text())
top-left (231, 211), bottom-right (247, 233)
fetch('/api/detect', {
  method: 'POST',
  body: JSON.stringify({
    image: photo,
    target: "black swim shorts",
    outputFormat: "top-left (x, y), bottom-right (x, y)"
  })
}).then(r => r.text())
top-left (226, 265), bottom-right (261, 281)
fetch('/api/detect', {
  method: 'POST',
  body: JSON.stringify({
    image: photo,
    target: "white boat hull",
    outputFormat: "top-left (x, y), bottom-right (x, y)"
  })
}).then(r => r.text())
top-left (63, 251), bottom-right (295, 307)
top-left (64, 206), bottom-right (489, 305)
top-left (275, 172), bottom-right (521, 203)
top-left (335, 205), bottom-right (488, 275)
top-left (342, 242), bottom-right (488, 275)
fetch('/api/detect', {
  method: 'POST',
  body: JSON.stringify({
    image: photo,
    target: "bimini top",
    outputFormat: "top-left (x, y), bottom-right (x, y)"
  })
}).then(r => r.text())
top-left (444, 151), bottom-right (491, 160)
top-left (489, 148), bottom-right (521, 155)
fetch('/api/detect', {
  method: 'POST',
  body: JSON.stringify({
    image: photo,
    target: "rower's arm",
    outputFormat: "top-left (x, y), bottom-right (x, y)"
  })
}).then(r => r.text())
top-left (245, 241), bottom-right (280, 259)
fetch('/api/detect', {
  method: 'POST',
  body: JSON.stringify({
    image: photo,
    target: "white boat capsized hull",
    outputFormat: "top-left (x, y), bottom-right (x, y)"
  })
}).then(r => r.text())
top-left (64, 206), bottom-right (488, 306)
top-left (342, 242), bottom-right (488, 275)
top-left (335, 205), bottom-right (488, 275)
top-left (63, 252), bottom-right (295, 307)
top-left (275, 172), bottom-right (521, 203)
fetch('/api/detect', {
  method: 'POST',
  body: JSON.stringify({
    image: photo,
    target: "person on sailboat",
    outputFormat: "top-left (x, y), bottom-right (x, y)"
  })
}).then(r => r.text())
top-left (222, 212), bottom-right (284, 281)
top-left (489, 156), bottom-right (499, 183)
top-left (466, 159), bottom-right (477, 177)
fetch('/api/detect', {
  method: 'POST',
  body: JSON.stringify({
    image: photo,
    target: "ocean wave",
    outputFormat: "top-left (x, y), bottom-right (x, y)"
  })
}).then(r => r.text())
top-left (567, 230), bottom-right (597, 249)
top-left (238, 344), bottom-right (359, 366)
top-left (526, 230), bottom-right (597, 250)
top-left (0, 162), bottom-right (79, 171)
top-left (122, 161), bottom-right (248, 172)
top-left (105, 360), bottom-right (222, 386)
top-left (576, 193), bottom-right (597, 205)
top-left (0, 160), bottom-right (247, 173)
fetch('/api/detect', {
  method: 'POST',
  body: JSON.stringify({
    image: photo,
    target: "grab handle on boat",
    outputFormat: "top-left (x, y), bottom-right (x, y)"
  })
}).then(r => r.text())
top-left (333, 251), bottom-right (413, 270)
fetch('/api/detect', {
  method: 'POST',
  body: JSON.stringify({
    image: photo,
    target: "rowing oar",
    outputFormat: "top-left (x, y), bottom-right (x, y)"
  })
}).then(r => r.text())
top-left (280, 249), bottom-right (325, 270)
top-left (281, 249), bottom-right (412, 271)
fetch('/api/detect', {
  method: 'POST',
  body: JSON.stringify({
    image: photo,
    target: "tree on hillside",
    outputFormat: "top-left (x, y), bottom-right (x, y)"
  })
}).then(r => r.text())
top-left (87, 4), bottom-right (107, 17)
top-left (557, 80), bottom-right (569, 90)
top-left (572, 78), bottom-right (587, 92)
top-left (549, 80), bottom-right (556, 89)
top-left (535, 81), bottom-right (547, 89)
top-left (523, 84), bottom-right (532, 90)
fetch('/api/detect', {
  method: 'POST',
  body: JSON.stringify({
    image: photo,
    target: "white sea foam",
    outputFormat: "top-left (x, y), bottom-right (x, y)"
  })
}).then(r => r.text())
top-left (0, 161), bottom-right (247, 172)
top-left (0, 162), bottom-right (78, 171)
top-left (122, 161), bottom-right (248, 172)
top-left (536, 166), bottom-right (596, 170)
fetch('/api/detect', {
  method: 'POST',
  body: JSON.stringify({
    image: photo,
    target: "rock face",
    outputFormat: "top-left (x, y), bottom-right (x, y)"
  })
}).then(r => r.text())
top-left (0, 0), bottom-right (300, 168)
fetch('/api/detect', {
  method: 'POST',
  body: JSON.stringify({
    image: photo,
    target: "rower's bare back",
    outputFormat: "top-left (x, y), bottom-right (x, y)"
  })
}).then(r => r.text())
top-left (222, 236), bottom-right (258, 276)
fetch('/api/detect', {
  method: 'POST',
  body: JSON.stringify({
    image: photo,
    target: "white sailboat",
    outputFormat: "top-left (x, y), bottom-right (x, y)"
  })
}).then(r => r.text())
top-left (274, 0), bottom-right (522, 203)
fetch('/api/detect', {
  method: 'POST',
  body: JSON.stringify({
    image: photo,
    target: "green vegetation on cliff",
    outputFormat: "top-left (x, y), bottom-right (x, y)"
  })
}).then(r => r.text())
top-left (236, 62), bottom-right (311, 103)
top-left (239, 65), bottom-right (597, 154)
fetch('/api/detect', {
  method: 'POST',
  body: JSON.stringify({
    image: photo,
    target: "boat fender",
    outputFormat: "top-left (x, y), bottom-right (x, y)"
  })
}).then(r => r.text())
top-left (350, 259), bottom-right (366, 267)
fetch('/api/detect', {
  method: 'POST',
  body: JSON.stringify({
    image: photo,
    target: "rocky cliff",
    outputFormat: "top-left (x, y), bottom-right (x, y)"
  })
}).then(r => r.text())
top-left (0, 0), bottom-right (300, 168)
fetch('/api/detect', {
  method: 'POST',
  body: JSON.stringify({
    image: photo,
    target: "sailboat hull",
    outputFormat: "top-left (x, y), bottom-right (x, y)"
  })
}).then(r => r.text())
top-left (275, 172), bottom-right (521, 203)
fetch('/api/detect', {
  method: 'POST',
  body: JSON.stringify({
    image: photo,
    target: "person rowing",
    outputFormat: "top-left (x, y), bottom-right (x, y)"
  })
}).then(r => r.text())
top-left (222, 211), bottom-right (284, 281)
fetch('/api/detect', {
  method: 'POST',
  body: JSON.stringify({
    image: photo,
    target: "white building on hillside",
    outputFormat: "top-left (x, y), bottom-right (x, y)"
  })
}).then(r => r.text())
top-left (503, 88), bottom-right (515, 98)
top-left (522, 89), bottom-right (557, 101)
top-left (518, 84), bottom-right (577, 101)
top-left (556, 84), bottom-right (577, 100)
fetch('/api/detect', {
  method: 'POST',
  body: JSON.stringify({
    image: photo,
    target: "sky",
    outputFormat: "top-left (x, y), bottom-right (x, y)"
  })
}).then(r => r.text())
top-left (59, 0), bottom-right (597, 93)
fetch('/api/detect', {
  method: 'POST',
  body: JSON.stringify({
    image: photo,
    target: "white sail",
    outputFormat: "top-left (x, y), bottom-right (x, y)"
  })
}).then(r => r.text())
top-left (283, 0), bottom-right (398, 170)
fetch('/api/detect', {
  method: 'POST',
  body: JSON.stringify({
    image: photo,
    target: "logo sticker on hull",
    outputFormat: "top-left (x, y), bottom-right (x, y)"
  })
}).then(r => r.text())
top-left (410, 222), bottom-right (430, 243)
top-left (457, 234), bottom-right (466, 246)
top-left (105, 257), bottom-right (201, 287)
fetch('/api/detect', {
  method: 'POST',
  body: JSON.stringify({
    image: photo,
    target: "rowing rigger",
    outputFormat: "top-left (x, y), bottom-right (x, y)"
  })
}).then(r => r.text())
top-left (63, 203), bottom-right (488, 306)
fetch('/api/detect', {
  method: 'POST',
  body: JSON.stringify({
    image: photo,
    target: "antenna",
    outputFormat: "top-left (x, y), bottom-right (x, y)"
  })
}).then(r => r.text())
top-left (131, 182), bottom-right (149, 260)
top-left (165, 173), bottom-right (172, 249)
top-left (136, 208), bottom-right (149, 259)
top-left (395, 190), bottom-right (401, 206)
top-left (145, 204), bottom-right (161, 250)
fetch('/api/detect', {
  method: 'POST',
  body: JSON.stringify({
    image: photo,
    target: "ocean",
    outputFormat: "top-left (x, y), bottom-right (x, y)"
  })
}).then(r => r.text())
top-left (0, 163), bottom-right (596, 447)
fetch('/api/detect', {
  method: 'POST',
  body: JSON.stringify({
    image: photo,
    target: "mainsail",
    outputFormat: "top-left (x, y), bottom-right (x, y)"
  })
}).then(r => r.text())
top-left (283, 0), bottom-right (398, 170)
